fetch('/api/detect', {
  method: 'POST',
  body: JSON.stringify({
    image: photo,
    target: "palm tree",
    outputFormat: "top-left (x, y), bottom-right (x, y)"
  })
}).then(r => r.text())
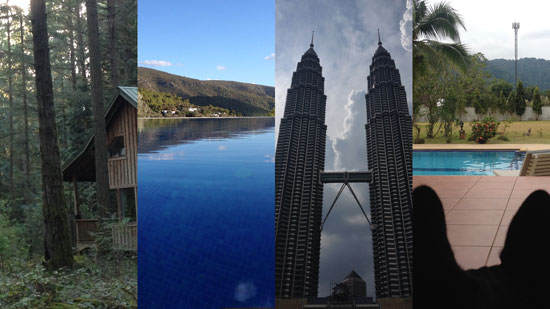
top-left (413, 0), bottom-right (470, 74)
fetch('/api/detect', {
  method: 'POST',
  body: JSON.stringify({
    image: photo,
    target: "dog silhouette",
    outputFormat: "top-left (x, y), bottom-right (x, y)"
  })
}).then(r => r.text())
top-left (413, 185), bottom-right (550, 308)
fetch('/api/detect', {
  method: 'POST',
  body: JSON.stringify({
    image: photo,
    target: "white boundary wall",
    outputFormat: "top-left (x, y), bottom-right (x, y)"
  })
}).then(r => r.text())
top-left (416, 106), bottom-right (550, 122)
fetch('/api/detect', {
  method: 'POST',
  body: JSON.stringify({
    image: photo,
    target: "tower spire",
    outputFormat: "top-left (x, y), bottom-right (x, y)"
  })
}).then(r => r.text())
top-left (378, 29), bottom-right (381, 46)
top-left (310, 30), bottom-right (315, 48)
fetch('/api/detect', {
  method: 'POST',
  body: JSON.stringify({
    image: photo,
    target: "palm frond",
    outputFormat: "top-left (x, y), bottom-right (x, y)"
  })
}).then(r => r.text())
top-left (416, 1), bottom-right (466, 42)
top-left (415, 40), bottom-right (470, 72)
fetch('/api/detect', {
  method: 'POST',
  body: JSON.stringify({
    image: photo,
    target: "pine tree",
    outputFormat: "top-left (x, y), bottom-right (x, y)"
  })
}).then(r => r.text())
top-left (515, 80), bottom-right (526, 117)
top-left (30, 0), bottom-right (74, 269)
top-left (533, 87), bottom-right (542, 120)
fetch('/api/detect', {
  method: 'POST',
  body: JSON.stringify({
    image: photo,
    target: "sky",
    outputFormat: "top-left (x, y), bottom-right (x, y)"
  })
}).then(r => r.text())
top-left (2, 0), bottom-right (28, 12)
top-left (446, 0), bottom-right (550, 60)
top-left (138, 0), bottom-right (275, 86)
top-left (276, 0), bottom-right (412, 298)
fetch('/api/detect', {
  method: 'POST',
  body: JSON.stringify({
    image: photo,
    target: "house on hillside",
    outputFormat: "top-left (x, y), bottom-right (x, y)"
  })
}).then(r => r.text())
top-left (63, 86), bottom-right (137, 251)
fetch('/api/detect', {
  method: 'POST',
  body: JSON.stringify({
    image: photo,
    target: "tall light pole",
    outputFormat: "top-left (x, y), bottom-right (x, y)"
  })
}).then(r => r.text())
top-left (512, 22), bottom-right (520, 88)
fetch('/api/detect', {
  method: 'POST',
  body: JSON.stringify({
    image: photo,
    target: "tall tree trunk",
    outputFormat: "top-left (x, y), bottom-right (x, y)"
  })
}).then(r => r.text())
top-left (7, 9), bottom-right (14, 195)
top-left (20, 12), bottom-right (31, 192)
top-left (30, 0), bottom-right (74, 269)
top-left (86, 0), bottom-right (111, 219)
top-left (68, 9), bottom-right (77, 91)
top-left (75, 3), bottom-right (87, 84)
top-left (60, 79), bottom-right (68, 148)
top-left (108, 0), bottom-right (119, 88)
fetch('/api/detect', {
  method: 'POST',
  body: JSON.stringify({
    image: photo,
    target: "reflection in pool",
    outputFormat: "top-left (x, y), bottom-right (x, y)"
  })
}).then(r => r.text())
top-left (138, 118), bottom-right (274, 308)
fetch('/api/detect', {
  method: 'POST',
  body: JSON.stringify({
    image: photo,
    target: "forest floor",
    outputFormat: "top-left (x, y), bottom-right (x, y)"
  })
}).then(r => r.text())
top-left (0, 254), bottom-right (137, 308)
top-left (415, 121), bottom-right (550, 144)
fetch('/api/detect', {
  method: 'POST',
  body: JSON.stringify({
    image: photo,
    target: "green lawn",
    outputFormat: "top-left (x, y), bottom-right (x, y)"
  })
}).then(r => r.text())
top-left (414, 121), bottom-right (550, 144)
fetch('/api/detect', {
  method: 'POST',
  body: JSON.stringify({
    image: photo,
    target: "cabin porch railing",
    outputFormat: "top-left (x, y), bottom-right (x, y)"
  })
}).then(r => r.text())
top-left (112, 222), bottom-right (137, 251)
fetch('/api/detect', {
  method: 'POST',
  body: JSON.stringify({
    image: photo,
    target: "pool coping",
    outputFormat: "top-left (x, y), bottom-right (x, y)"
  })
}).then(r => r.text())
top-left (413, 144), bottom-right (550, 152)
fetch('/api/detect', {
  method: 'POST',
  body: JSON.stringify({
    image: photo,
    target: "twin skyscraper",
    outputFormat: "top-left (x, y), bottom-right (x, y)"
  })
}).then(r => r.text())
top-left (275, 33), bottom-right (413, 306)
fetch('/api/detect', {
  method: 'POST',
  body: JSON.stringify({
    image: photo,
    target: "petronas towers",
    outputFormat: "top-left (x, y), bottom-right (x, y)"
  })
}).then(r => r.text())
top-left (366, 38), bottom-right (413, 298)
top-left (275, 35), bottom-right (412, 301)
top-left (275, 41), bottom-right (327, 299)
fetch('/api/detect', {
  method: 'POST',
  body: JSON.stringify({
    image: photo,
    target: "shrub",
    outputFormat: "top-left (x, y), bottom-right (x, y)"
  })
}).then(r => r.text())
top-left (471, 118), bottom-right (499, 144)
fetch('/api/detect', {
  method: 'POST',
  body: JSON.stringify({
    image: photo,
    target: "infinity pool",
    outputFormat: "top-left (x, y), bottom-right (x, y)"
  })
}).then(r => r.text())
top-left (138, 118), bottom-right (274, 308)
top-left (413, 150), bottom-right (525, 176)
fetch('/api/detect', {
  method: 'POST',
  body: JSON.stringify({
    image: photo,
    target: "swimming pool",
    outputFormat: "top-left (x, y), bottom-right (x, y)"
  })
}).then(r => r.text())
top-left (413, 150), bottom-right (526, 176)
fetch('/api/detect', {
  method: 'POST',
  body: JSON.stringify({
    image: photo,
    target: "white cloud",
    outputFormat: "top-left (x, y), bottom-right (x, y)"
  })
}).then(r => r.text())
top-left (400, 0), bottom-right (413, 51)
top-left (447, 0), bottom-right (550, 60)
top-left (264, 53), bottom-right (275, 60)
top-left (216, 65), bottom-right (226, 71)
top-left (140, 60), bottom-right (173, 67)
top-left (331, 90), bottom-right (367, 171)
top-left (276, 0), bottom-right (411, 297)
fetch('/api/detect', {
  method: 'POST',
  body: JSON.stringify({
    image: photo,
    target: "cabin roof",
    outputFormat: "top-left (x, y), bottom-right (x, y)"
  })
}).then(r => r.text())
top-left (62, 86), bottom-right (137, 182)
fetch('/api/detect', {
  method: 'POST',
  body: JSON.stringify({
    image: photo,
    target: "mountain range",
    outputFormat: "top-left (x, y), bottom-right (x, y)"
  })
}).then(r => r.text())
top-left (486, 58), bottom-right (550, 90)
top-left (138, 67), bottom-right (274, 116)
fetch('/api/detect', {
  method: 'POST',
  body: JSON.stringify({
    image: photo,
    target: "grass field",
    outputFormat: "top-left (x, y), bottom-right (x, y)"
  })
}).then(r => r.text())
top-left (414, 121), bottom-right (550, 144)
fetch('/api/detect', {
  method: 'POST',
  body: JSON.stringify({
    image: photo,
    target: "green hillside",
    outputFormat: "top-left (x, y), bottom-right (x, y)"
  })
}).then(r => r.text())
top-left (138, 67), bottom-right (274, 116)
top-left (486, 58), bottom-right (550, 90)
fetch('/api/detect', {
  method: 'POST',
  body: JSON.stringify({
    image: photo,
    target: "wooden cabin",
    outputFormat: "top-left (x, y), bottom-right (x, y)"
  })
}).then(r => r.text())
top-left (63, 86), bottom-right (138, 251)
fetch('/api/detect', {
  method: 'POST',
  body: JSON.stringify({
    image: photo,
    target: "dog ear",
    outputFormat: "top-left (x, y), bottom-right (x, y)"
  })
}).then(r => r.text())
top-left (413, 185), bottom-right (466, 306)
top-left (500, 190), bottom-right (550, 283)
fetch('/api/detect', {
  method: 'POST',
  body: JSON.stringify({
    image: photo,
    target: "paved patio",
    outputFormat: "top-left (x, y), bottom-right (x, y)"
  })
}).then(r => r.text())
top-left (413, 175), bottom-right (550, 270)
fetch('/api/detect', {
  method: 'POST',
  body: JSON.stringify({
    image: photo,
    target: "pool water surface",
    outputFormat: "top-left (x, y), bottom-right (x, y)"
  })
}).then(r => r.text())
top-left (138, 118), bottom-right (275, 308)
top-left (413, 150), bottom-right (525, 176)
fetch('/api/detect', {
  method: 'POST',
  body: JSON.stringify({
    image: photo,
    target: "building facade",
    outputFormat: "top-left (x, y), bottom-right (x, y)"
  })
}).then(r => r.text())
top-left (275, 41), bottom-right (327, 299)
top-left (342, 270), bottom-right (367, 298)
top-left (365, 38), bottom-right (413, 298)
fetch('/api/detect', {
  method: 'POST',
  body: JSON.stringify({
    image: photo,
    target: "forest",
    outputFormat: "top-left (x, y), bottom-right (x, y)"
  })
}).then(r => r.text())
top-left (0, 0), bottom-right (137, 307)
top-left (138, 88), bottom-right (239, 117)
top-left (138, 67), bottom-right (275, 116)
top-left (487, 58), bottom-right (550, 91)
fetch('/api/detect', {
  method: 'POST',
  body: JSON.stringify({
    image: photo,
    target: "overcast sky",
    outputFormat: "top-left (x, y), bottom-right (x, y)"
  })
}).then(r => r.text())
top-left (447, 0), bottom-right (550, 60)
top-left (276, 0), bottom-right (412, 297)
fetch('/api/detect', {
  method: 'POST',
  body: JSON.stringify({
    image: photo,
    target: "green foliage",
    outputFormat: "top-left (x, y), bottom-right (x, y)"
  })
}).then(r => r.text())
top-left (138, 67), bottom-right (274, 116)
top-left (470, 117), bottom-right (499, 144)
top-left (0, 255), bottom-right (137, 308)
top-left (138, 88), bottom-right (237, 117)
top-left (0, 0), bottom-right (137, 306)
top-left (0, 211), bottom-right (20, 270)
top-left (514, 81), bottom-right (527, 116)
top-left (486, 58), bottom-right (550, 92)
top-left (533, 87), bottom-right (543, 117)
top-left (413, 0), bottom-right (470, 75)
top-left (489, 79), bottom-right (514, 98)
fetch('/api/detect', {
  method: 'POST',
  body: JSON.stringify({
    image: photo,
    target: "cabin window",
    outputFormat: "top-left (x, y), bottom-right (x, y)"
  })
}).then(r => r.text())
top-left (108, 135), bottom-right (125, 158)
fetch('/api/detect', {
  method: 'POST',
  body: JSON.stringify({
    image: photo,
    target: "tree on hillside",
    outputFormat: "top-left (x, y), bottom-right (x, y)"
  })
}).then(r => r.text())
top-left (30, 0), bottom-right (73, 269)
top-left (496, 91), bottom-right (507, 113)
top-left (86, 0), bottom-right (110, 219)
top-left (533, 87), bottom-right (542, 120)
top-left (413, 0), bottom-right (470, 76)
top-left (515, 80), bottom-right (526, 117)
top-left (490, 79), bottom-right (513, 99)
